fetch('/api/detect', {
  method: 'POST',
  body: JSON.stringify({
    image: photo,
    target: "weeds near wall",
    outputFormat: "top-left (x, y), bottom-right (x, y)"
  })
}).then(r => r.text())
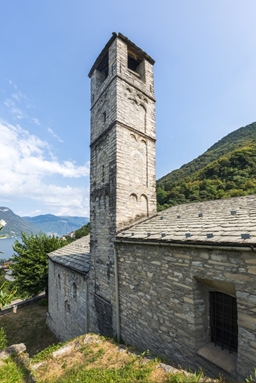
top-left (246, 368), bottom-right (256, 382)
top-left (164, 371), bottom-right (204, 382)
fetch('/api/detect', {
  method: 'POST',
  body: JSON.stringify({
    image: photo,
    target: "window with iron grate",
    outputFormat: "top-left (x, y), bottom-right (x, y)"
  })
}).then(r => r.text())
top-left (210, 291), bottom-right (238, 353)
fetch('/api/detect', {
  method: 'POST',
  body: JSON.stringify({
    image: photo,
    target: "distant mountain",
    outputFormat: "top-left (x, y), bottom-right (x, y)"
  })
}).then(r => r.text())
top-left (22, 214), bottom-right (89, 237)
top-left (0, 207), bottom-right (39, 237)
top-left (157, 121), bottom-right (256, 209)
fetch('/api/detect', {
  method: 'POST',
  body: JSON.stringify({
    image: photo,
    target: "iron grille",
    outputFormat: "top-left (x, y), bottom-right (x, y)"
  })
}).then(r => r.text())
top-left (210, 291), bottom-right (238, 353)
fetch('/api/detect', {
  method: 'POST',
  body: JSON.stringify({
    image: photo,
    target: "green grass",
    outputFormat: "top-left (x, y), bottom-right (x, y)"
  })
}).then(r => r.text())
top-left (0, 327), bottom-right (7, 350)
top-left (45, 362), bottom-right (204, 383)
top-left (80, 346), bottom-right (105, 364)
top-left (31, 342), bottom-right (64, 363)
top-left (0, 357), bottom-right (28, 383)
top-left (163, 371), bottom-right (204, 382)
top-left (51, 359), bottom-right (153, 383)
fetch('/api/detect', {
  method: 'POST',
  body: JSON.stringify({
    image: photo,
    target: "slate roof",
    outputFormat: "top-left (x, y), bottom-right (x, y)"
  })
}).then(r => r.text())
top-left (116, 194), bottom-right (256, 248)
top-left (48, 236), bottom-right (90, 275)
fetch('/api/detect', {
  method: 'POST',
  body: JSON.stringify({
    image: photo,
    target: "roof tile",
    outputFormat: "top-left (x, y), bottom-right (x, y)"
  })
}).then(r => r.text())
top-left (116, 195), bottom-right (256, 246)
top-left (48, 236), bottom-right (90, 275)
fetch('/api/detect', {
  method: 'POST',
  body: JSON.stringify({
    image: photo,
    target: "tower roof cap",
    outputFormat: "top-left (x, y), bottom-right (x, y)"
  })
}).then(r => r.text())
top-left (88, 32), bottom-right (155, 78)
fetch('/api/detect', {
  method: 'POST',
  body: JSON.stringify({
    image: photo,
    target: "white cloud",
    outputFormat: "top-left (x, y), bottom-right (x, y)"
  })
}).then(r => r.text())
top-left (48, 127), bottom-right (64, 143)
top-left (8, 79), bottom-right (17, 89)
top-left (30, 117), bottom-right (40, 125)
top-left (4, 98), bottom-right (14, 108)
top-left (4, 84), bottom-right (64, 144)
top-left (0, 121), bottom-right (90, 216)
top-left (12, 91), bottom-right (28, 104)
top-left (4, 98), bottom-right (26, 120)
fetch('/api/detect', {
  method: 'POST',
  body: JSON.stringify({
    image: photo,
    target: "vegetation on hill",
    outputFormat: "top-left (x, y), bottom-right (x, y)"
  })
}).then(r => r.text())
top-left (74, 222), bottom-right (90, 239)
top-left (157, 122), bottom-right (256, 210)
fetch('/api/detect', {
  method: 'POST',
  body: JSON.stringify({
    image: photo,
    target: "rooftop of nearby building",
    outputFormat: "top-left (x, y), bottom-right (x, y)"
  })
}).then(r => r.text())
top-left (48, 235), bottom-right (90, 275)
top-left (116, 194), bottom-right (256, 248)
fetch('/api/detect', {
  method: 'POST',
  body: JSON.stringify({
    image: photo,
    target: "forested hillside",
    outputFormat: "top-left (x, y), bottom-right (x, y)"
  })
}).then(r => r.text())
top-left (157, 122), bottom-right (256, 210)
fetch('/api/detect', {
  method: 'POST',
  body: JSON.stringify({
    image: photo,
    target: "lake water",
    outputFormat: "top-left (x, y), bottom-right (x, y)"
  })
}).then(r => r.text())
top-left (0, 238), bottom-right (20, 260)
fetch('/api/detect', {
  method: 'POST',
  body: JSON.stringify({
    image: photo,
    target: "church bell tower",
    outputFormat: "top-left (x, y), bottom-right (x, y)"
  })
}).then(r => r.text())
top-left (88, 33), bottom-right (156, 335)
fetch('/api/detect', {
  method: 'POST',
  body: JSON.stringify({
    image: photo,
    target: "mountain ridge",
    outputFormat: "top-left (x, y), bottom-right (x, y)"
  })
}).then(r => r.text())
top-left (23, 214), bottom-right (89, 236)
top-left (0, 207), bottom-right (39, 237)
top-left (158, 121), bottom-right (256, 186)
top-left (0, 207), bottom-right (89, 237)
top-left (157, 121), bottom-right (256, 209)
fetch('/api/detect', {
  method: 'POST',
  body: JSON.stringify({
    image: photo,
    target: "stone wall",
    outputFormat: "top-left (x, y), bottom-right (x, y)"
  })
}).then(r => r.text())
top-left (116, 241), bottom-right (256, 381)
top-left (47, 261), bottom-right (88, 341)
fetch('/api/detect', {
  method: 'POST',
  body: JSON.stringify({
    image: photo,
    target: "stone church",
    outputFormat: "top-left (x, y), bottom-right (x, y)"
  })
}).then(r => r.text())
top-left (47, 33), bottom-right (256, 381)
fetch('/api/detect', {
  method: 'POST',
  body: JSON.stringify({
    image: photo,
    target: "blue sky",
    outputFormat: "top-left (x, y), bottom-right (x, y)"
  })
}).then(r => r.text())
top-left (0, 1), bottom-right (256, 217)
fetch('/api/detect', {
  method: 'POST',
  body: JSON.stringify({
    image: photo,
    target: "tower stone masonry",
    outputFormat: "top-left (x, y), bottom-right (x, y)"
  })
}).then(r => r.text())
top-left (88, 33), bottom-right (157, 335)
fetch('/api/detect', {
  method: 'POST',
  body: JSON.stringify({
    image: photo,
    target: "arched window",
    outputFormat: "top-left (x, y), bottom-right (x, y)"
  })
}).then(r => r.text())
top-left (65, 300), bottom-right (70, 313)
top-left (73, 282), bottom-right (77, 299)
top-left (129, 193), bottom-right (138, 203)
top-left (101, 165), bottom-right (105, 183)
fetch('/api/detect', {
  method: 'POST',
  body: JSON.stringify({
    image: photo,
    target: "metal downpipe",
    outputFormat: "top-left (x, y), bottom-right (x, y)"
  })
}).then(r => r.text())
top-left (113, 242), bottom-right (120, 342)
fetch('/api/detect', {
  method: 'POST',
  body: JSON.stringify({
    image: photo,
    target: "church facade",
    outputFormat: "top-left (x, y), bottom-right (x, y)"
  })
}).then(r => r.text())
top-left (47, 33), bottom-right (256, 381)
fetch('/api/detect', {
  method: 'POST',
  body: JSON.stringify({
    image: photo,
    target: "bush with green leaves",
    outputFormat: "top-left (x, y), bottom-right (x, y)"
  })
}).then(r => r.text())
top-left (0, 282), bottom-right (16, 308)
top-left (11, 232), bottom-right (67, 298)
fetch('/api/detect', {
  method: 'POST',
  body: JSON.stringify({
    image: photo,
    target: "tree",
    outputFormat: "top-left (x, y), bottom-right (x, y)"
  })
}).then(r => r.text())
top-left (11, 232), bottom-right (67, 298)
top-left (74, 223), bottom-right (90, 239)
top-left (156, 188), bottom-right (167, 205)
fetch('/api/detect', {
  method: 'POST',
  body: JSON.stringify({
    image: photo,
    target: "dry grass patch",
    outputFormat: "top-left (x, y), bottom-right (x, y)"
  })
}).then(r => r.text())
top-left (149, 368), bottom-right (171, 383)
top-left (31, 334), bottom-right (214, 383)
top-left (33, 335), bottom-right (136, 382)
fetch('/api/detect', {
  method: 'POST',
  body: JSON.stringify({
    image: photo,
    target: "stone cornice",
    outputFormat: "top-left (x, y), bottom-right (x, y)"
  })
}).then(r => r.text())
top-left (90, 120), bottom-right (156, 148)
top-left (90, 73), bottom-right (155, 112)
